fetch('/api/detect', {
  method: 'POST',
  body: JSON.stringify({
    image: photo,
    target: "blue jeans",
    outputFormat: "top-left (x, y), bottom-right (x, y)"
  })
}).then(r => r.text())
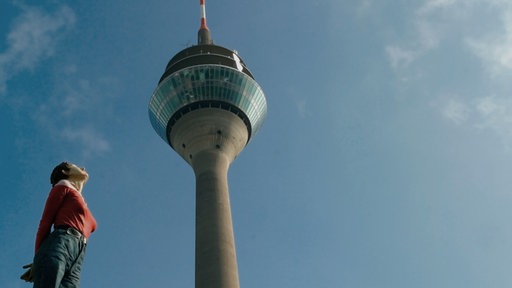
top-left (33, 229), bottom-right (87, 288)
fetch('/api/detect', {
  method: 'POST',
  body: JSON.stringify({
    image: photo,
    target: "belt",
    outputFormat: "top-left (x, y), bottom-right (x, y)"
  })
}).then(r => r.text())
top-left (55, 225), bottom-right (87, 244)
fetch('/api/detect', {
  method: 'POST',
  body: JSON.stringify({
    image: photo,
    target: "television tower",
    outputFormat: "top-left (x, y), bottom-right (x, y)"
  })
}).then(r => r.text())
top-left (148, 1), bottom-right (267, 288)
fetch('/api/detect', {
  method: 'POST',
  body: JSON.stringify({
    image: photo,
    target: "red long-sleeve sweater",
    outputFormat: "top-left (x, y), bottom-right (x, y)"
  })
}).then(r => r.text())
top-left (35, 180), bottom-right (97, 252)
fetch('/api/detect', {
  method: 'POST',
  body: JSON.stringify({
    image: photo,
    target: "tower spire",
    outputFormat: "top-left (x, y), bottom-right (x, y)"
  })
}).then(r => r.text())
top-left (198, 0), bottom-right (212, 45)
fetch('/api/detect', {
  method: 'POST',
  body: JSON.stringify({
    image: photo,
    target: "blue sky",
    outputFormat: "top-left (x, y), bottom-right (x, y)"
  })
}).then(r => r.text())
top-left (2, 0), bottom-right (512, 287)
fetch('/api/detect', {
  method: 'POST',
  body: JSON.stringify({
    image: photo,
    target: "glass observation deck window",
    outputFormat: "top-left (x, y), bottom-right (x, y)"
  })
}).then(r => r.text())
top-left (149, 65), bottom-right (267, 145)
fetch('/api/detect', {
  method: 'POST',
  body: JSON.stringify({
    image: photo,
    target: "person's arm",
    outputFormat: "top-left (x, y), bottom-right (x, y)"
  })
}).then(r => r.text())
top-left (35, 186), bottom-right (67, 252)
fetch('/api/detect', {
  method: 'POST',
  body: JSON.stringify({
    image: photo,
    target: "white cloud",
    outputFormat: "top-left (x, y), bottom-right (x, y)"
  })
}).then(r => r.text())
top-left (385, 0), bottom-right (512, 76)
top-left (418, 0), bottom-right (459, 15)
top-left (31, 70), bottom-right (117, 158)
top-left (466, 9), bottom-right (512, 75)
top-left (0, 5), bottom-right (75, 94)
top-left (476, 97), bottom-right (502, 117)
top-left (61, 126), bottom-right (111, 158)
top-left (386, 45), bottom-right (418, 69)
top-left (441, 95), bottom-right (512, 149)
top-left (2, 5), bottom-right (114, 159)
top-left (356, 0), bottom-right (372, 17)
top-left (385, 1), bottom-right (455, 69)
top-left (474, 97), bottom-right (512, 134)
top-left (415, 18), bottom-right (442, 50)
top-left (59, 78), bottom-right (96, 117)
top-left (442, 99), bottom-right (471, 125)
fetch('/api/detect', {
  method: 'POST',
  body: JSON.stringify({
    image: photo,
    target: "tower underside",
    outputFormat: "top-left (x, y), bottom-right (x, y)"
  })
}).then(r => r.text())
top-left (169, 108), bottom-right (249, 166)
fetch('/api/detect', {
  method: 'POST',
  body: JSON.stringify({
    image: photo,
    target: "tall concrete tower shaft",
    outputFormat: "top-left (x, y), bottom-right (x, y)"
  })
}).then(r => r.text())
top-left (148, 2), bottom-right (267, 287)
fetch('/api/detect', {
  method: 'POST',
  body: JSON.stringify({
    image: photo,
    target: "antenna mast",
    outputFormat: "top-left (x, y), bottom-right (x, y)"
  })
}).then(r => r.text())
top-left (198, 0), bottom-right (212, 45)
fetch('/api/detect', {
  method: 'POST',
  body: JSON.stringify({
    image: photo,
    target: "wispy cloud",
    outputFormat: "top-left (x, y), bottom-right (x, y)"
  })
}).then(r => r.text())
top-left (0, 4), bottom-right (75, 94)
top-left (31, 66), bottom-right (117, 157)
top-left (2, 4), bottom-right (114, 159)
top-left (442, 98), bottom-right (471, 125)
top-left (386, 46), bottom-right (419, 69)
top-left (439, 95), bottom-right (512, 149)
top-left (474, 96), bottom-right (512, 136)
top-left (466, 8), bottom-right (512, 76)
top-left (355, 0), bottom-right (373, 17)
top-left (61, 126), bottom-right (111, 158)
top-left (418, 0), bottom-right (458, 14)
top-left (385, 0), bottom-right (458, 69)
top-left (385, 1), bottom-right (512, 149)
top-left (386, 0), bottom-right (512, 74)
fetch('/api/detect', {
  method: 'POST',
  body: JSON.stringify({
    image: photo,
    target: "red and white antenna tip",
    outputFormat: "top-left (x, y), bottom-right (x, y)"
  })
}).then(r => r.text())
top-left (198, 0), bottom-right (212, 44)
top-left (200, 0), bottom-right (208, 29)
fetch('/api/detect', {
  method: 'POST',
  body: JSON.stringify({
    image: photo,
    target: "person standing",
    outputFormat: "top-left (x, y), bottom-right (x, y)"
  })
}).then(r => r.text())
top-left (21, 161), bottom-right (97, 287)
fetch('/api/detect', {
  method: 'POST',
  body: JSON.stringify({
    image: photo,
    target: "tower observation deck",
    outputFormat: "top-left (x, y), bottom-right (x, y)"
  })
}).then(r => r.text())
top-left (147, 1), bottom-right (267, 288)
top-left (149, 44), bottom-right (267, 155)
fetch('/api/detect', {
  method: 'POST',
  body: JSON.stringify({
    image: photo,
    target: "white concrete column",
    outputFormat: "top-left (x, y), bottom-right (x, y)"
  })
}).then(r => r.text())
top-left (193, 150), bottom-right (239, 288)
top-left (168, 108), bottom-right (248, 288)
